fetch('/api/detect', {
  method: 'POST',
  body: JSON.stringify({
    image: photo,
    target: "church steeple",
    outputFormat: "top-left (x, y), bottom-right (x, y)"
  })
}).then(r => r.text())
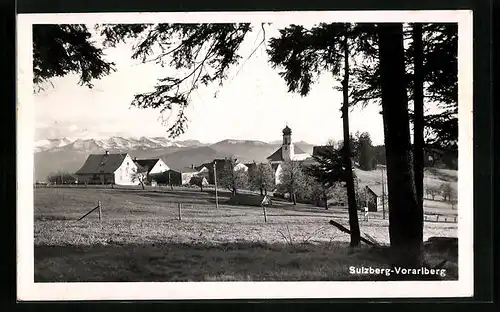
top-left (282, 125), bottom-right (294, 161)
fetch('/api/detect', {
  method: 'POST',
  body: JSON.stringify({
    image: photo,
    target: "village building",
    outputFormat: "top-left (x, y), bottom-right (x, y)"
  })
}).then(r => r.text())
top-left (359, 184), bottom-right (387, 212)
top-left (266, 125), bottom-right (312, 184)
top-left (75, 151), bottom-right (144, 185)
top-left (197, 158), bottom-right (248, 185)
top-left (180, 165), bottom-right (201, 185)
top-left (195, 165), bottom-right (210, 181)
top-left (162, 169), bottom-right (182, 186)
top-left (133, 158), bottom-right (169, 182)
top-left (244, 162), bottom-right (258, 178)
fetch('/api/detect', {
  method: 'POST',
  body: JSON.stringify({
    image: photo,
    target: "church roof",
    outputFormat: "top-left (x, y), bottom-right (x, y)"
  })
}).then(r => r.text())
top-left (266, 146), bottom-right (307, 161)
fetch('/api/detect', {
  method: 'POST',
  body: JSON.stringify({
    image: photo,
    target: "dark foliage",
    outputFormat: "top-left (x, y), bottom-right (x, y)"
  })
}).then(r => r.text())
top-left (33, 24), bottom-right (115, 90)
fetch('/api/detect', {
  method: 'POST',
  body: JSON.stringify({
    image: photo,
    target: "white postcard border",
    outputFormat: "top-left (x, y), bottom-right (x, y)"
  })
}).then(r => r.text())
top-left (17, 10), bottom-right (474, 301)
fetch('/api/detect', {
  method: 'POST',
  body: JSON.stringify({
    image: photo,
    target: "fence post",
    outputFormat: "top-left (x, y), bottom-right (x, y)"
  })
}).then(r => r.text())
top-left (178, 203), bottom-right (182, 221)
top-left (98, 200), bottom-right (102, 221)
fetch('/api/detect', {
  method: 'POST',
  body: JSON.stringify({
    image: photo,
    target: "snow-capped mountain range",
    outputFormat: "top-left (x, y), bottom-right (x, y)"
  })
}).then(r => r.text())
top-left (34, 136), bottom-right (199, 153)
top-left (33, 136), bottom-right (316, 181)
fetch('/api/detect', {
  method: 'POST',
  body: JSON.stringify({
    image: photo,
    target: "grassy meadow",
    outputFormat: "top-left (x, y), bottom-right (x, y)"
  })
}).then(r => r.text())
top-left (34, 166), bottom-right (458, 282)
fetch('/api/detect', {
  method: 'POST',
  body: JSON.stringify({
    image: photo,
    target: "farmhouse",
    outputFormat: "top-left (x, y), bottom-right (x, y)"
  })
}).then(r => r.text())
top-left (133, 158), bottom-right (169, 182)
top-left (195, 165), bottom-right (210, 181)
top-left (360, 185), bottom-right (387, 212)
top-left (75, 151), bottom-right (143, 185)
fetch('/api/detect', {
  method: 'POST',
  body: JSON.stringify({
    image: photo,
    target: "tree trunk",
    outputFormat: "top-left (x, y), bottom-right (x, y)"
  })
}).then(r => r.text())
top-left (323, 188), bottom-right (328, 210)
top-left (141, 182), bottom-right (145, 190)
top-left (260, 187), bottom-right (263, 196)
top-left (377, 23), bottom-right (424, 269)
top-left (413, 23), bottom-right (425, 215)
top-left (292, 193), bottom-right (297, 205)
top-left (341, 26), bottom-right (361, 247)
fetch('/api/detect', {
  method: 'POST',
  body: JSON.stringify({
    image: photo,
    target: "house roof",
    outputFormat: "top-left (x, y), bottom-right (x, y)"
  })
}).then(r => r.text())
top-left (134, 162), bottom-right (149, 173)
top-left (361, 184), bottom-right (386, 197)
top-left (166, 168), bottom-right (182, 174)
top-left (134, 159), bottom-right (160, 173)
top-left (75, 153), bottom-right (129, 175)
top-left (266, 146), bottom-right (307, 161)
top-left (195, 163), bottom-right (211, 171)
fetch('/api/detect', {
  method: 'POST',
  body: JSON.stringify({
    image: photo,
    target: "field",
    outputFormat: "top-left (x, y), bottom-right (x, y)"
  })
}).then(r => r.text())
top-left (33, 184), bottom-right (458, 282)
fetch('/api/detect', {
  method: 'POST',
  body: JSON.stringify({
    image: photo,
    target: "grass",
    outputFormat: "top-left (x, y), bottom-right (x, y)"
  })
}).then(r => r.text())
top-left (33, 186), bottom-right (458, 282)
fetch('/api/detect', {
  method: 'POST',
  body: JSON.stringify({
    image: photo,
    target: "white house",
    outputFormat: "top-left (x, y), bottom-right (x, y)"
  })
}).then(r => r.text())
top-left (133, 158), bottom-right (169, 181)
top-left (75, 151), bottom-right (142, 186)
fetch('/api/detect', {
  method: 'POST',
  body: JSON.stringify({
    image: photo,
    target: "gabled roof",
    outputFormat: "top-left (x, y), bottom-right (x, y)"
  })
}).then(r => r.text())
top-left (75, 153), bottom-right (129, 175)
top-left (134, 162), bottom-right (149, 173)
top-left (267, 147), bottom-right (284, 161)
top-left (266, 146), bottom-right (307, 161)
top-left (134, 159), bottom-right (160, 173)
top-left (195, 162), bottom-right (212, 171)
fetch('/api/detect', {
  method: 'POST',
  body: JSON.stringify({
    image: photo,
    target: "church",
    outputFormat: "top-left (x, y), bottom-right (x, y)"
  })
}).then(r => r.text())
top-left (266, 125), bottom-right (312, 184)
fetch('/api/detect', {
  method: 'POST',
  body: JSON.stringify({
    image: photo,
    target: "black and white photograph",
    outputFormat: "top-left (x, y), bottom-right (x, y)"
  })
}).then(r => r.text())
top-left (17, 11), bottom-right (473, 300)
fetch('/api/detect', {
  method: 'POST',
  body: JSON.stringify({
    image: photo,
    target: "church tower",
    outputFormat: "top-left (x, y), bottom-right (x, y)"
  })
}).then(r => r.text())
top-left (281, 125), bottom-right (295, 161)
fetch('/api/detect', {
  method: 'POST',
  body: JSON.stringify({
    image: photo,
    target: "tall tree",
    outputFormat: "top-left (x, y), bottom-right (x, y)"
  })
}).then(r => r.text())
top-left (350, 23), bottom-right (458, 152)
top-left (306, 146), bottom-right (345, 209)
top-left (268, 23), bottom-right (361, 247)
top-left (412, 23), bottom-right (425, 212)
top-left (377, 23), bottom-right (423, 268)
top-left (357, 132), bottom-right (376, 170)
top-left (339, 25), bottom-right (361, 246)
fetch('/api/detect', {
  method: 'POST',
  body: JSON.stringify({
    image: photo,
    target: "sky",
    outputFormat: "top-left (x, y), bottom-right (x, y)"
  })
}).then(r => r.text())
top-left (34, 23), bottom-right (386, 146)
